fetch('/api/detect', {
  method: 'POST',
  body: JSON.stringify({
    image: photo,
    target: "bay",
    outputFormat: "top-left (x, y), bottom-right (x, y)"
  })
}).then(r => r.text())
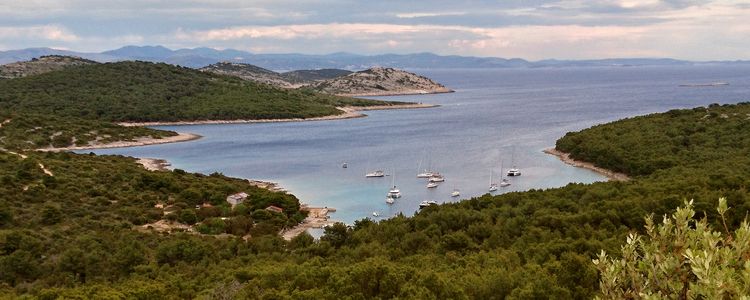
top-left (88, 65), bottom-right (750, 225)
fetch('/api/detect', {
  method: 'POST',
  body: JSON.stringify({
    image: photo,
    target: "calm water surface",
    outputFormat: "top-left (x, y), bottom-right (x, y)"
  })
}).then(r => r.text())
top-left (89, 65), bottom-right (750, 225)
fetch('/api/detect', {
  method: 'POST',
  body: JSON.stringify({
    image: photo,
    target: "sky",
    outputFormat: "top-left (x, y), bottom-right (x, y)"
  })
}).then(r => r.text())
top-left (0, 0), bottom-right (748, 60)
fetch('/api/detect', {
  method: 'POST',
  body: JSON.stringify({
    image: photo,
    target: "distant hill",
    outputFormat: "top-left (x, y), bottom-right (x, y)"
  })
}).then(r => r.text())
top-left (281, 69), bottom-right (352, 84)
top-left (4, 45), bottom-right (748, 70)
top-left (200, 62), bottom-right (295, 88)
top-left (201, 62), bottom-right (351, 87)
top-left (307, 67), bottom-right (453, 97)
top-left (201, 62), bottom-right (449, 96)
top-left (0, 55), bottom-right (98, 79)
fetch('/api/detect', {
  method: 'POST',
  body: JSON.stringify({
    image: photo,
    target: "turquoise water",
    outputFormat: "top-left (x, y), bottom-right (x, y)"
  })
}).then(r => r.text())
top-left (88, 65), bottom-right (750, 224)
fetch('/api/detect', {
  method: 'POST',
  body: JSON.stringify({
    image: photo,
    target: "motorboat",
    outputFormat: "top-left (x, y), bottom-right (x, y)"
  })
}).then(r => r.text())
top-left (507, 168), bottom-right (521, 177)
top-left (366, 170), bottom-right (385, 177)
top-left (419, 200), bottom-right (438, 208)
top-left (427, 182), bottom-right (439, 188)
top-left (500, 178), bottom-right (511, 187)
top-left (428, 174), bottom-right (445, 182)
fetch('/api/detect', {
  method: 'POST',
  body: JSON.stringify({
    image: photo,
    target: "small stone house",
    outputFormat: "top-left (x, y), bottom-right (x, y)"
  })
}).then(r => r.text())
top-left (226, 192), bottom-right (248, 206)
top-left (265, 205), bottom-right (283, 213)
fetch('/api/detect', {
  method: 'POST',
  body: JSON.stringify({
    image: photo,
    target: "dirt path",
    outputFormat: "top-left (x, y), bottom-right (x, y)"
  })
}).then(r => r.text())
top-left (544, 148), bottom-right (630, 181)
top-left (38, 163), bottom-right (54, 176)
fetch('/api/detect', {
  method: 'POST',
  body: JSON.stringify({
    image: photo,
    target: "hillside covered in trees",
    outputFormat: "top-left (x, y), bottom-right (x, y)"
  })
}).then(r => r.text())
top-left (0, 60), bottom-right (400, 150)
top-left (0, 61), bottom-right (396, 123)
top-left (2, 102), bottom-right (750, 298)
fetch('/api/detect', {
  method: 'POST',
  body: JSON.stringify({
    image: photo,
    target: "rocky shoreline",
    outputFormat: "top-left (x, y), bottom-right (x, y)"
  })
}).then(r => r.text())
top-left (37, 133), bottom-right (202, 152)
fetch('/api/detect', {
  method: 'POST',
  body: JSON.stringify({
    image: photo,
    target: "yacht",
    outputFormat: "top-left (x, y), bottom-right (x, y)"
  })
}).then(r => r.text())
top-left (365, 170), bottom-right (385, 177)
top-left (428, 174), bottom-right (445, 182)
top-left (388, 187), bottom-right (401, 198)
top-left (426, 182), bottom-right (439, 188)
top-left (387, 169), bottom-right (401, 198)
top-left (419, 200), bottom-right (438, 208)
top-left (507, 168), bottom-right (521, 177)
top-left (451, 189), bottom-right (460, 197)
top-left (417, 171), bottom-right (434, 178)
top-left (499, 161), bottom-right (511, 187)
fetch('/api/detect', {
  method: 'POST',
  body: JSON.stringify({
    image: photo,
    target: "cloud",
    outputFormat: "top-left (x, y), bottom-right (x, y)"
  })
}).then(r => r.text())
top-left (0, 25), bottom-right (78, 42)
top-left (0, 0), bottom-right (748, 60)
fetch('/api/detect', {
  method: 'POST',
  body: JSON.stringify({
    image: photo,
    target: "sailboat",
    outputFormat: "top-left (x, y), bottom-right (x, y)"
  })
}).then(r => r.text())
top-left (387, 168), bottom-right (401, 199)
top-left (499, 161), bottom-right (511, 187)
top-left (489, 170), bottom-right (498, 192)
top-left (507, 149), bottom-right (521, 176)
top-left (416, 151), bottom-right (434, 178)
top-left (451, 187), bottom-right (460, 197)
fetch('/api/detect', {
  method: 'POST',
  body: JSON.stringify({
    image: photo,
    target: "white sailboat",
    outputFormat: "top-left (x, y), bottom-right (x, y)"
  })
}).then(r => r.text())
top-left (387, 168), bottom-right (401, 199)
top-left (416, 151), bottom-right (434, 178)
top-left (507, 149), bottom-right (521, 177)
top-left (451, 188), bottom-right (460, 197)
top-left (489, 170), bottom-right (498, 192)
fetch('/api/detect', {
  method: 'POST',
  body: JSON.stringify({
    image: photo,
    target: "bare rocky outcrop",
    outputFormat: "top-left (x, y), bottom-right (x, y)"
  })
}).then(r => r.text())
top-left (307, 67), bottom-right (453, 96)
top-left (0, 55), bottom-right (98, 79)
top-left (200, 62), bottom-right (295, 88)
top-left (200, 63), bottom-right (452, 97)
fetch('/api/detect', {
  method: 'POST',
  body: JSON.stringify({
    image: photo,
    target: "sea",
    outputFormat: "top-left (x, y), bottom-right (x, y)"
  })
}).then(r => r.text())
top-left (88, 65), bottom-right (750, 228)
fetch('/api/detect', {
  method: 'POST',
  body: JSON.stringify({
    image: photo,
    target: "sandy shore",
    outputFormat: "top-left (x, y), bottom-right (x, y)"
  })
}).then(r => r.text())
top-left (544, 148), bottom-right (630, 181)
top-left (36, 132), bottom-right (202, 152)
top-left (281, 206), bottom-right (337, 240)
top-left (118, 103), bottom-right (437, 127)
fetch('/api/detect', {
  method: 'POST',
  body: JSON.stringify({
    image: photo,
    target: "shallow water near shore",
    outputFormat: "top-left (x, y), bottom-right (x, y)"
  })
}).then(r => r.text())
top-left (88, 65), bottom-right (750, 226)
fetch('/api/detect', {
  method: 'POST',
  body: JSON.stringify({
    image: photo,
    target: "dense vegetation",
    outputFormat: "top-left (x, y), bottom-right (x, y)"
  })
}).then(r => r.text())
top-left (0, 111), bottom-right (175, 150)
top-left (556, 103), bottom-right (750, 177)
top-left (0, 151), bottom-right (305, 297)
top-left (2, 102), bottom-right (750, 298)
top-left (0, 61), bottom-right (396, 123)
top-left (595, 198), bottom-right (750, 298)
top-left (0, 60), bottom-right (400, 150)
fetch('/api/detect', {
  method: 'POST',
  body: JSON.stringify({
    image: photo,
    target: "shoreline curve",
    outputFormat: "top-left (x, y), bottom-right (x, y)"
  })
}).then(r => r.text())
top-left (37, 132), bottom-right (202, 152)
top-left (544, 148), bottom-right (630, 182)
top-left (118, 103), bottom-right (438, 127)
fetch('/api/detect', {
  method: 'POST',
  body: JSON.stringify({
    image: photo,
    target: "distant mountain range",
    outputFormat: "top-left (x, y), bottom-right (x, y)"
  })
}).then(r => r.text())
top-left (1, 45), bottom-right (748, 70)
